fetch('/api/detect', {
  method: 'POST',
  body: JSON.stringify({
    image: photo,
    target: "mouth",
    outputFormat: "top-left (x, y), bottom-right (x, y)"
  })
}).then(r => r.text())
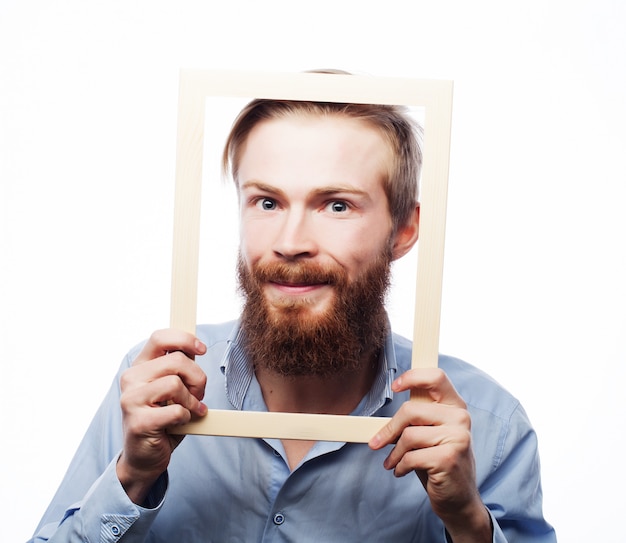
top-left (272, 278), bottom-right (331, 286)
top-left (269, 280), bottom-right (330, 295)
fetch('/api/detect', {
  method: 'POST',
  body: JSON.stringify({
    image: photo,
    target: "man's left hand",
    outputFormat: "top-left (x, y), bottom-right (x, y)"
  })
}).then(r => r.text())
top-left (369, 368), bottom-right (492, 542)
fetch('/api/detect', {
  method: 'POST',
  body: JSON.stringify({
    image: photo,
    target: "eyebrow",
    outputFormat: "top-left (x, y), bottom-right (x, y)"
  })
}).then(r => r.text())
top-left (240, 180), bottom-right (370, 200)
top-left (240, 181), bottom-right (285, 197)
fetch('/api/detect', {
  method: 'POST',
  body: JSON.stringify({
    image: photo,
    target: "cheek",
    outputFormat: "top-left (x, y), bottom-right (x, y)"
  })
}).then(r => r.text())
top-left (334, 243), bottom-right (386, 280)
top-left (239, 228), bottom-right (260, 264)
top-left (240, 213), bottom-right (275, 250)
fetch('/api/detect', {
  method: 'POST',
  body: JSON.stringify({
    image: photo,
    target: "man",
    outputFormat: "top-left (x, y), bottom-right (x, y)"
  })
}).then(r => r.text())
top-left (30, 96), bottom-right (555, 542)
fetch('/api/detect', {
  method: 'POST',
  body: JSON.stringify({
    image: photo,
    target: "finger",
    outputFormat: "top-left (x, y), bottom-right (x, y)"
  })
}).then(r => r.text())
top-left (383, 418), bottom-right (472, 476)
top-left (388, 444), bottom-right (452, 478)
top-left (394, 435), bottom-right (474, 480)
top-left (127, 401), bottom-right (197, 433)
top-left (370, 396), bottom-right (472, 452)
top-left (370, 400), bottom-right (453, 449)
top-left (121, 352), bottom-right (208, 403)
top-left (381, 425), bottom-right (442, 469)
top-left (133, 329), bottom-right (207, 366)
top-left (123, 373), bottom-right (208, 420)
top-left (392, 368), bottom-right (466, 407)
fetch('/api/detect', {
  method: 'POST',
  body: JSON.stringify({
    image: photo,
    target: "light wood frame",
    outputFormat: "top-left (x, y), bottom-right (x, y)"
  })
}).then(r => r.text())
top-left (168, 70), bottom-right (453, 442)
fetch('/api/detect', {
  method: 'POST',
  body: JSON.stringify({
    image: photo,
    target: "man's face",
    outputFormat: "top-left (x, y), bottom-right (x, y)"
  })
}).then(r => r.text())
top-left (235, 113), bottom-right (401, 376)
top-left (237, 113), bottom-right (395, 320)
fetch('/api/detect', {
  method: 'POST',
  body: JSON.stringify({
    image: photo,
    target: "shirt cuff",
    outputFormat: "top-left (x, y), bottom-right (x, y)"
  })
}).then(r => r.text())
top-left (443, 507), bottom-right (500, 543)
top-left (69, 455), bottom-right (168, 542)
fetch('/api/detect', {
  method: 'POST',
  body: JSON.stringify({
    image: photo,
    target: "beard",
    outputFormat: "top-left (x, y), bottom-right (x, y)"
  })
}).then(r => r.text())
top-left (237, 248), bottom-right (392, 378)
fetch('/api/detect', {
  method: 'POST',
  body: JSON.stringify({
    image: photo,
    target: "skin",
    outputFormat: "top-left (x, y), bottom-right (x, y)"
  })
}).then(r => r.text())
top-left (369, 370), bottom-right (492, 542)
top-left (237, 115), bottom-right (405, 307)
top-left (117, 330), bottom-right (207, 504)
top-left (117, 114), bottom-right (491, 541)
top-left (236, 115), bottom-right (415, 414)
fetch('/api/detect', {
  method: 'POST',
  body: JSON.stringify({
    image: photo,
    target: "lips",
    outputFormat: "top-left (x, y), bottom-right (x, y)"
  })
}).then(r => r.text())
top-left (271, 279), bottom-right (329, 287)
top-left (269, 280), bottom-right (329, 294)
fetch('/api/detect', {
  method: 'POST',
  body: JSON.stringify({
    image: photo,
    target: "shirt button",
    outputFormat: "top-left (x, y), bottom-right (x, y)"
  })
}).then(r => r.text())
top-left (273, 513), bottom-right (285, 525)
top-left (111, 524), bottom-right (121, 536)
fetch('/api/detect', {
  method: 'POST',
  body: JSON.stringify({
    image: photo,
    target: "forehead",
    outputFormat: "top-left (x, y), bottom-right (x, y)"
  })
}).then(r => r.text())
top-left (237, 113), bottom-right (393, 188)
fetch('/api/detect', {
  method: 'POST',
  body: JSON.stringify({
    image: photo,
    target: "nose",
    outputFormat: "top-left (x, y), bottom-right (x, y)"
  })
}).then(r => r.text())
top-left (272, 207), bottom-right (318, 260)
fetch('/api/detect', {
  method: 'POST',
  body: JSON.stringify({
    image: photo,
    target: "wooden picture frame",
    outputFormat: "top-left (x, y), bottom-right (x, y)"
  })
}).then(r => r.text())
top-left (168, 70), bottom-right (453, 442)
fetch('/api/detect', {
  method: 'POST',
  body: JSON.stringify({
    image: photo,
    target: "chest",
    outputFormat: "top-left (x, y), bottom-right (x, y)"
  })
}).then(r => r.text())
top-left (151, 435), bottom-right (440, 542)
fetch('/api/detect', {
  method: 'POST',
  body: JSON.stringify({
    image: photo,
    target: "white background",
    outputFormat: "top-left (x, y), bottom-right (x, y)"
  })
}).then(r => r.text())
top-left (2, 1), bottom-right (625, 541)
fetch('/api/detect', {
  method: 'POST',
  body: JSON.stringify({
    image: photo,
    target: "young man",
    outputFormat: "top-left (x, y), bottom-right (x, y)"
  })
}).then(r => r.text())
top-left (30, 98), bottom-right (555, 542)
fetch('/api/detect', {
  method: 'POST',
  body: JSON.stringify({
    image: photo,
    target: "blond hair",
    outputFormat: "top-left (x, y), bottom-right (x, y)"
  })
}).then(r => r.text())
top-left (222, 96), bottom-right (422, 233)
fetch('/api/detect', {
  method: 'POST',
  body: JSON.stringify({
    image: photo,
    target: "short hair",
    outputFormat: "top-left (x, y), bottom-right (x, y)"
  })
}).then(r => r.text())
top-left (222, 94), bottom-right (422, 233)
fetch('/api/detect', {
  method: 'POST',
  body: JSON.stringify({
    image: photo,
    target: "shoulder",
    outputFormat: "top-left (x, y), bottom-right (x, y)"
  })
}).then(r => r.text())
top-left (391, 333), bottom-right (521, 422)
top-left (195, 320), bottom-right (239, 374)
top-left (196, 320), bottom-right (239, 349)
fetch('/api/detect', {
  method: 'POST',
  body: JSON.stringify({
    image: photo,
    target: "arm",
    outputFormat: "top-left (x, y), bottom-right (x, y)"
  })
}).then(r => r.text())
top-left (116, 329), bottom-right (208, 504)
top-left (29, 329), bottom-right (208, 542)
top-left (369, 368), bottom-right (492, 543)
top-left (369, 367), bottom-right (556, 543)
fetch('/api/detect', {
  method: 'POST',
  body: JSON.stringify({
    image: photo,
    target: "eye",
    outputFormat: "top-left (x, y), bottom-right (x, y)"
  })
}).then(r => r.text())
top-left (256, 197), bottom-right (277, 211)
top-left (326, 200), bottom-right (349, 213)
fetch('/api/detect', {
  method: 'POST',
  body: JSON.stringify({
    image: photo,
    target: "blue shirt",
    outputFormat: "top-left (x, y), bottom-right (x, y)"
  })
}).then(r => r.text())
top-left (29, 320), bottom-right (555, 542)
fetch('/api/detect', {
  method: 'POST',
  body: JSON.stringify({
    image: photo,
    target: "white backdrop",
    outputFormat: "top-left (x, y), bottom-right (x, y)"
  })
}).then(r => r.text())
top-left (2, 2), bottom-right (625, 541)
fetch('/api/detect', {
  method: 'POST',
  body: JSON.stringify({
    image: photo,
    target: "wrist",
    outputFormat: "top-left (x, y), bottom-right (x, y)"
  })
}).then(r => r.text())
top-left (441, 499), bottom-right (493, 543)
top-left (116, 454), bottom-right (166, 506)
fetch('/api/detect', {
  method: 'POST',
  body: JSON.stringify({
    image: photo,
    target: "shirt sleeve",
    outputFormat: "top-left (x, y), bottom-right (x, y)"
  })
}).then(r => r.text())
top-left (480, 402), bottom-right (556, 542)
top-left (31, 457), bottom-right (167, 543)
top-left (27, 346), bottom-right (168, 543)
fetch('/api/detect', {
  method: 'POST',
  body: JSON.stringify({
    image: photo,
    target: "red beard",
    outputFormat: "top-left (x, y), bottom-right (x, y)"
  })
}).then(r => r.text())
top-left (237, 251), bottom-right (392, 378)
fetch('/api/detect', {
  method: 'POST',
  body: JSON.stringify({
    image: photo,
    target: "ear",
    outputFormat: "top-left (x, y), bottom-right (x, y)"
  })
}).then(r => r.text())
top-left (391, 204), bottom-right (420, 260)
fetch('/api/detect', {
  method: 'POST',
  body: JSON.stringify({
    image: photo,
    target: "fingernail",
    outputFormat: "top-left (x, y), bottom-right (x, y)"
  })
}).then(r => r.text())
top-left (195, 339), bottom-right (206, 353)
top-left (369, 434), bottom-right (381, 448)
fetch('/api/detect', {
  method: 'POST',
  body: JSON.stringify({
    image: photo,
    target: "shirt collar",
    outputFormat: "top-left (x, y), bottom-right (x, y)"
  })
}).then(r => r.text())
top-left (220, 319), bottom-right (397, 416)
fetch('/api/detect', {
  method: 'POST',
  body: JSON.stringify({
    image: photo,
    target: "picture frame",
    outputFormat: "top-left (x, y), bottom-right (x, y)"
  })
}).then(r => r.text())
top-left (168, 69), bottom-right (453, 442)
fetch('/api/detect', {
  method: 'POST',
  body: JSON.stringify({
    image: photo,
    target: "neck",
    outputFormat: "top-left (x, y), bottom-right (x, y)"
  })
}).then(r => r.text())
top-left (255, 350), bottom-right (380, 415)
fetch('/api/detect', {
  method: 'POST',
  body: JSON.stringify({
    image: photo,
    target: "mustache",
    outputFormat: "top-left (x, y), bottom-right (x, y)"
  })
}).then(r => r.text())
top-left (247, 261), bottom-right (347, 286)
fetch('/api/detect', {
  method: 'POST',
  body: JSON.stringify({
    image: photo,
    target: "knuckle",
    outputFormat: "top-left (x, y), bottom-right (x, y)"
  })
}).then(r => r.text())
top-left (457, 408), bottom-right (471, 428)
top-left (439, 443), bottom-right (458, 467)
top-left (398, 400), bottom-right (415, 418)
top-left (168, 350), bottom-right (189, 365)
top-left (432, 368), bottom-right (447, 386)
top-left (119, 367), bottom-right (140, 391)
top-left (199, 371), bottom-right (208, 387)
top-left (394, 432), bottom-right (411, 452)
top-left (149, 329), bottom-right (167, 345)
top-left (195, 374), bottom-right (208, 399)
top-left (123, 413), bottom-right (146, 436)
top-left (399, 401), bottom-right (422, 426)
top-left (459, 428), bottom-right (473, 449)
top-left (402, 425), bottom-right (421, 444)
top-left (170, 404), bottom-right (192, 425)
top-left (119, 395), bottom-right (131, 415)
top-left (163, 373), bottom-right (184, 392)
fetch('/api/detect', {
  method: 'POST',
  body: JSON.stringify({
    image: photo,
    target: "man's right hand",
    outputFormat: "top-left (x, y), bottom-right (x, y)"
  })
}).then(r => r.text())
top-left (116, 329), bottom-right (208, 504)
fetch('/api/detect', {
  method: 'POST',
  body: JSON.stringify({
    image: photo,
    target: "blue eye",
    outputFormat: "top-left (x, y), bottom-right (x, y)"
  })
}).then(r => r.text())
top-left (328, 201), bottom-right (348, 213)
top-left (257, 198), bottom-right (276, 210)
